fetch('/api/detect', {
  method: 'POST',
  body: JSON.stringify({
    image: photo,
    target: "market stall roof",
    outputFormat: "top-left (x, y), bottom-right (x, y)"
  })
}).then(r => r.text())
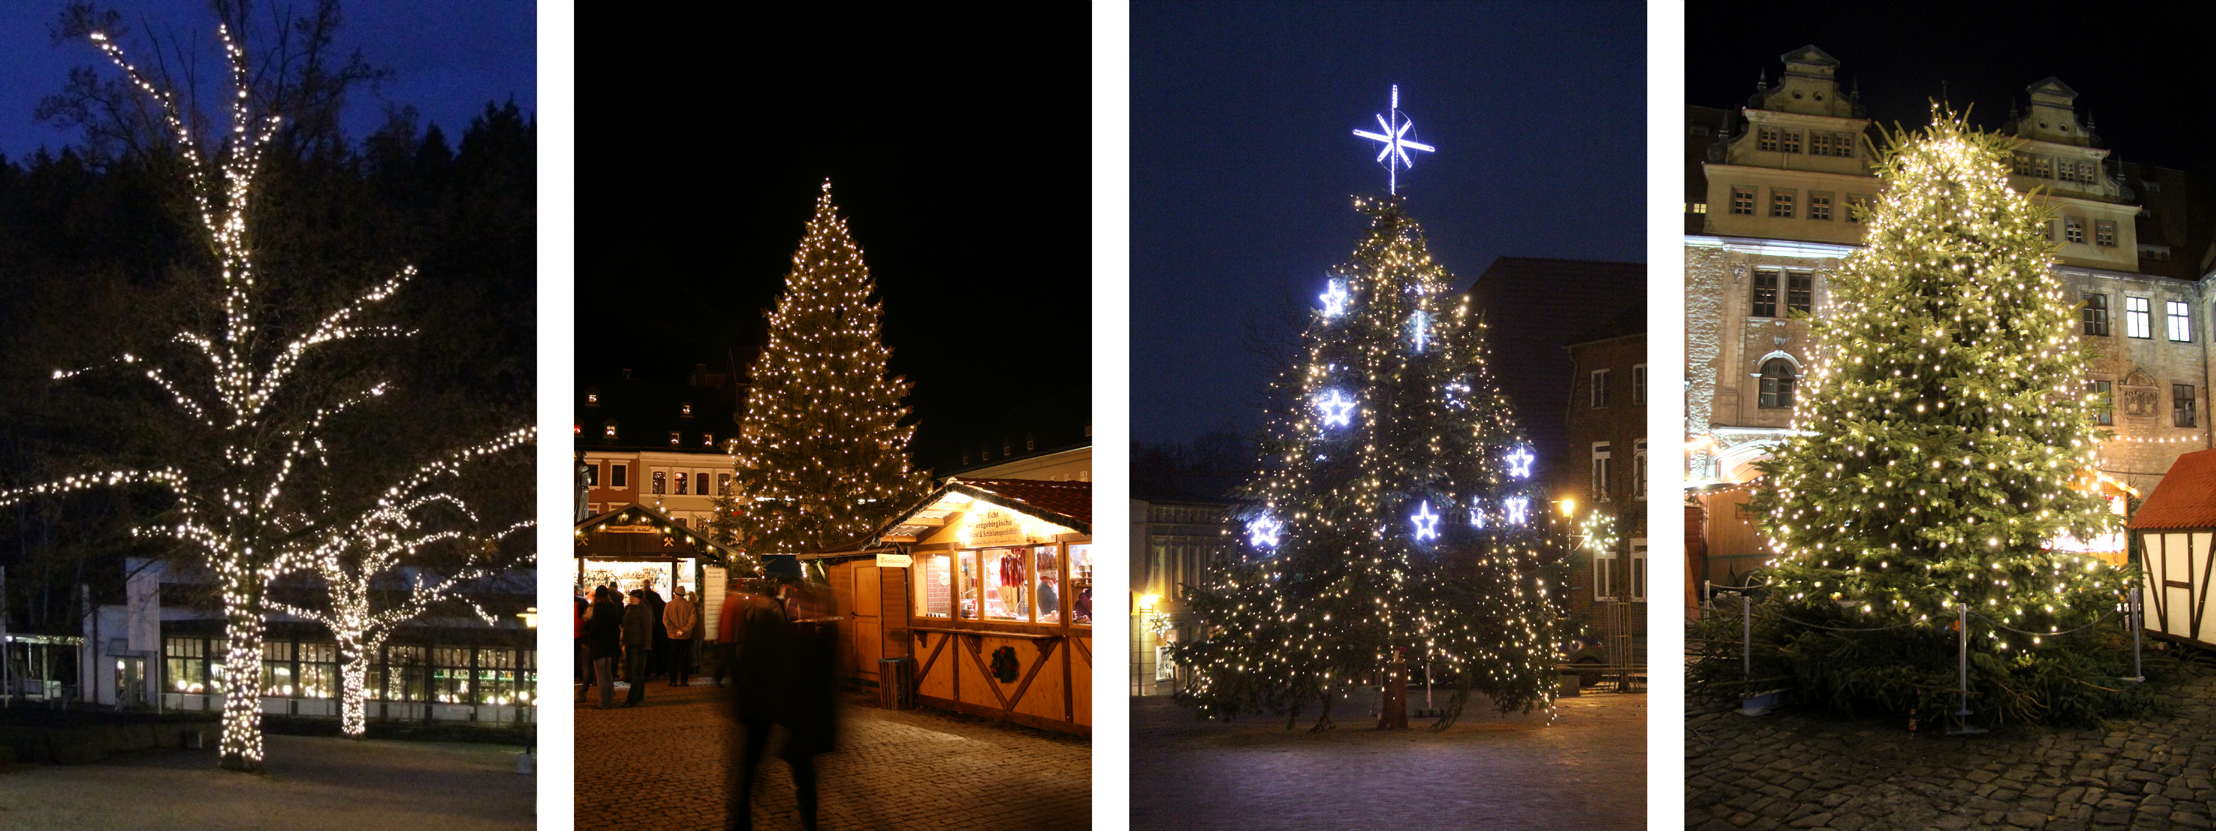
top-left (869, 477), bottom-right (1091, 546)
top-left (574, 502), bottom-right (743, 566)
top-left (2131, 450), bottom-right (2216, 531)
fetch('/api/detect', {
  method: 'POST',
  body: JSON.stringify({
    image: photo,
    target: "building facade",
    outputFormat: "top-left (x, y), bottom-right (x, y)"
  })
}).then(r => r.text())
top-left (576, 371), bottom-right (741, 532)
top-left (1562, 327), bottom-right (1648, 669)
top-left (1686, 45), bottom-right (2216, 585)
top-left (1128, 498), bottom-right (1236, 697)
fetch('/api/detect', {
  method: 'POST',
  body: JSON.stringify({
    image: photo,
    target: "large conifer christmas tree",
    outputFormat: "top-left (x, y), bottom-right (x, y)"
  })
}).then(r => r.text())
top-left (1715, 111), bottom-right (2137, 725)
top-left (722, 182), bottom-right (926, 556)
top-left (1175, 193), bottom-right (1560, 729)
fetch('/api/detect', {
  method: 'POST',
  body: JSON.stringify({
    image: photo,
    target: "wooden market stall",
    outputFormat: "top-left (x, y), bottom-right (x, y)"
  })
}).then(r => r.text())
top-left (2130, 450), bottom-right (2216, 648)
top-left (574, 504), bottom-right (746, 642)
top-left (807, 478), bottom-right (1092, 735)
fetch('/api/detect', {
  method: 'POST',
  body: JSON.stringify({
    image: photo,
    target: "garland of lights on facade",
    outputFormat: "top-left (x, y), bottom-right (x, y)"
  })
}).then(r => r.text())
top-left (1173, 88), bottom-right (1559, 728)
top-left (0, 22), bottom-right (524, 771)
top-left (716, 182), bottom-right (927, 557)
top-left (1749, 107), bottom-right (2124, 647)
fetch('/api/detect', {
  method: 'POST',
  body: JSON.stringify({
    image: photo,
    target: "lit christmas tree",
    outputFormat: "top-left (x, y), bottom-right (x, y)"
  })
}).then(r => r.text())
top-left (269, 428), bottom-right (536, 739)
top-left (1174, 88), bottom-right (1559, 729)
top-left (0, 22), bottom-right (526, 770)
top-left (719, 182), bottom-right (928, 555)
top-left (1724, 110), bottom-right (2134, 723)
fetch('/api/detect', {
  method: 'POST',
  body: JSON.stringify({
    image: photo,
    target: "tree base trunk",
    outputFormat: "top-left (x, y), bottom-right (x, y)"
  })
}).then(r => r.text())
top-left (1378, 653), bottom-right (1409, 731)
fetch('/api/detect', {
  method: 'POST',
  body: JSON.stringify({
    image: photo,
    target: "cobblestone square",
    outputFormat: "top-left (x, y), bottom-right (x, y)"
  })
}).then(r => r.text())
top-left (1130, 690), bottom-right (1646, 831)
top-left (1687, 674), bottom-right (2216, 831)
top-left (574, 681), bottom-right (1090, 830)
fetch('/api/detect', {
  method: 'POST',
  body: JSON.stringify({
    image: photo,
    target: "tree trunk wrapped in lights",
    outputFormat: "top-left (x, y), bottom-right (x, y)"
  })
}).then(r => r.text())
top-left (268, 428), bottom-right (536, 738)
top-left (1174, 195), bottom-right (1561, 730)
top-left (1705, 109), bottom-right (2143, 725)
top-left (0, 18), bottom-right (486, 771)
top-left (716, 182), bottom-right (928, 556)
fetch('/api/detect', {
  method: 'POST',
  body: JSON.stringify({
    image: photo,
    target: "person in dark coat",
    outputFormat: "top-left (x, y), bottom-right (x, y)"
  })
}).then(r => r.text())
top-left (644, 585), bottom-right (669, 680)
top-left (725, 580), bottom-right (838, 831)
top-left (621, 589), bottom-right (654, 706)
top-left (583, 587), bottom-right (622, 708)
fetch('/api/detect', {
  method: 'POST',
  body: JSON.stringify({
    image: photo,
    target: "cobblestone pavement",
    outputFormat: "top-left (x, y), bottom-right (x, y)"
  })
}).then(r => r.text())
top-left (1686, 673), bottom-right (2216, 831)
top-left (1130, 690), bottom-right (1646, 831)
top-left (0, 733), bottom-right (531, 830)
top-left (574, 681), bottom-right (1090, 830)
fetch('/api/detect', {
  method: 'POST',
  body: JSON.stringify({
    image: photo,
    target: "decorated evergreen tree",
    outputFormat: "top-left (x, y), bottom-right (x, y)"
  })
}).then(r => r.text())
top-left (1175, 190), bottom-right (1560, 729)
top-left (720, 182), bottom-right (928, 556)
top-left (1712, 110), bottom-right (2137, 724)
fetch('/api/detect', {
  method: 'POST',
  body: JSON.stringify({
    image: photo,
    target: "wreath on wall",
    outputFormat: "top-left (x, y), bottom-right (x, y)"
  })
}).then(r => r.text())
top-left (989, 646), bottom-right (1020, 683)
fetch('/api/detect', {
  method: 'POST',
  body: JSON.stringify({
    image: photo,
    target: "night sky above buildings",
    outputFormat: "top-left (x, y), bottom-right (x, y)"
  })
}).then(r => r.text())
top-left (0, 1), bottom-right (534, 158)
top-left (1129, 1), bottom-right (1646, 448)
top-left (573, 7), bottom-right (1092, 474)
top-left (1688, 3), bottom-right (2216, 177)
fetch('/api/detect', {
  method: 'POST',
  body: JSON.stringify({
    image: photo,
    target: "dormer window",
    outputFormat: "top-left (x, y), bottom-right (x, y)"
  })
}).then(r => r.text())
top-left (585, 388), bottom-right (600, 406)
top-left (702, 433), bottom-right (715, 448)
top-left (680, 402), bottom-right (693, 417)
top-left (669, 431), bottom-right (682, 446)
top-left (603, 420), bottom-right (618, 439)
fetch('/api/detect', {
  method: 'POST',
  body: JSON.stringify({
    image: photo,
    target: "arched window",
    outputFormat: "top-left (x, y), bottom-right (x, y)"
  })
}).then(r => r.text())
top-left (1759, 359), bottom-right (1796, 409)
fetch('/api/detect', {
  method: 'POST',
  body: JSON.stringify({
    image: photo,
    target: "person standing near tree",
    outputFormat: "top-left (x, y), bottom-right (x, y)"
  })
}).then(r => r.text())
top-left (664, 585), bottom-right (699, 686)
top-left (621, 589), bottom-right (654, 706)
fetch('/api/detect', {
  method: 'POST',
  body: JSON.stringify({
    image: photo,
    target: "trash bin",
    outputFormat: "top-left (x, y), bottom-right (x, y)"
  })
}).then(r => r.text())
top-left (879, 657), bottom-right (916, 710)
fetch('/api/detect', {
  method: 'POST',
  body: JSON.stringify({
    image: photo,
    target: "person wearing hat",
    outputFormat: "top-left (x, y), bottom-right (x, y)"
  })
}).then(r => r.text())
top-left (620, 589), bottom-right (654, 706)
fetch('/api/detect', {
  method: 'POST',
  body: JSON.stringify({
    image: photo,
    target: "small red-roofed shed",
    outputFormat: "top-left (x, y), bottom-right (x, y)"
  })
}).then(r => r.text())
top-left (2130, 449), bottom-right (2216, 647)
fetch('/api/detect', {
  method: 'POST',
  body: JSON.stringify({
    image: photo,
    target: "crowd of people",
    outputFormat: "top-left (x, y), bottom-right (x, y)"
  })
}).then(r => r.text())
top-left (575, 581), bottom-right (702, 706)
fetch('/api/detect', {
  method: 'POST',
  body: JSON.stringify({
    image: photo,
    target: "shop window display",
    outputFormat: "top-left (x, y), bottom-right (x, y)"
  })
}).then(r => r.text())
top-left (958, 553), bottom-right (980, 619)
top-left (1069, 544), bottom-right (1093, 625)
top-left (922, 553), bottom-right (952, 617)
top-left (476, 648), bottom-right (519, 706)
top-left (164, 637), bottom-right (206, 693)
top-left (1035, 545), bottom-right (1062, 623)
top-left (384, 645), bottom-right (427, 701)
top-left (983, 548), bottom-right (1028, 621)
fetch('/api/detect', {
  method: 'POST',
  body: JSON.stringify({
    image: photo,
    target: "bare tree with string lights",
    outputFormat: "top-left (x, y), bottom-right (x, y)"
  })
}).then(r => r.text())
top-left (0, 11), bottom-right (524, 771)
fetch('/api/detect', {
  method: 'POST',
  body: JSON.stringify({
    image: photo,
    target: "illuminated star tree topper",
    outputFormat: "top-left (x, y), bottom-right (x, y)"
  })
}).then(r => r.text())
top-left (1352, 84), bottom-right (1436, 195)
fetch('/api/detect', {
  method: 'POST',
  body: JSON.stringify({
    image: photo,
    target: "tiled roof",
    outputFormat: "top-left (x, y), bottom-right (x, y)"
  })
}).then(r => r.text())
top-left (2131, 450), bottom-right (2216, 531)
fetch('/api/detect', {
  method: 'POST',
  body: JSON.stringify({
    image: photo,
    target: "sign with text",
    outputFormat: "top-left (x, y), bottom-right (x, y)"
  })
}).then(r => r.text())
top-left (876, 553), bottom-right (913, 569)
top-left (966, 505), bottom-right (1028, 547)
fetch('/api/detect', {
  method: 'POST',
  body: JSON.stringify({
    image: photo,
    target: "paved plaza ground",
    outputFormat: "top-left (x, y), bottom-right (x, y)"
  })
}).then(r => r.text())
top-left (1686, 670), bottom-right (2216, 831)
top-left (1129, 688), bottom-right (1647, 831)
top-left (573, 680), bottom-right (1090, 831)
top-left (0, 732), bottom-right (533, 830)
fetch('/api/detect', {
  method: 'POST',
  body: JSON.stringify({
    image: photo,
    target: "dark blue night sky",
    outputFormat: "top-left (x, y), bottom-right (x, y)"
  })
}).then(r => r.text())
top-left (0, 1), bottom-right (534, 158)
top-left (1130, 1), bottom-right (1646, 447)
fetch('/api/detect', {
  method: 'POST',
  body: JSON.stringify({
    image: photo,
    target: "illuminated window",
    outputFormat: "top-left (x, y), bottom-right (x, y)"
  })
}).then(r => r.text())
top-left (603, 420), bottom-right (618, 439)
top-left (680, 402), bottom-right (693, 417)
top-left (1809, 192), bottom-right (1832, 221)
top-left (674, 472), bottom-right (688, 494)
top-left (2090, 380), bottom-right (2113, 426)
top-left (585, 388), bottom-right (600, 406)
top-left (1591, 441), bottom-right (1611, 500)
top-left (2126, 297), bottom-right (2151, 338)
top-left (1590, 369), bottom-right (1609, 408)
top-left (1730, 186), bottom-right (1754, 215)
top-left (382, 645), bottom-right (426, 702)
top-left (652, 471), bottom-right (666, 495)
top-left (164, 637), bottom-right (207, 694)
top-left (2176, 384), bottom-right (2196, 428)
top-left (2083, 293), bottom-right (2109, 336)
top-left (1759, 359), bottom-right (1796, 409)
top-left (475, 648), bottom-right (519, 706)
top-left (1751, 270), bottom-right (1779, 317)
top-left (298, 643), bottom-right (337, 699)
top-left (431, 647), bottom-right (473, 704)
top-left (702, 433), bottom-right (715, 447)
top-left (262, 640), bottom-right (295, 697)
top-left (2169, 301), bottom-right (2192, 342)
top-left (668, 431), bottom-right (681, 446)
top-left (1770, 189), bottom-right (1795, 219)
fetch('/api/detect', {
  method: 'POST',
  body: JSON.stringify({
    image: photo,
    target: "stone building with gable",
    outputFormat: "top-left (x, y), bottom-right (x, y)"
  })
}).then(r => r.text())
top-left (1686, 45), bottom-right (2216, 585)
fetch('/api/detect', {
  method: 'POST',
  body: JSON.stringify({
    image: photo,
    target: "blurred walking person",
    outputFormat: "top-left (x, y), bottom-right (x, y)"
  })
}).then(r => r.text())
top-left (622, 588), bottom-right (654, 706)
top-left (724, 580), bottom-right (839, 831)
